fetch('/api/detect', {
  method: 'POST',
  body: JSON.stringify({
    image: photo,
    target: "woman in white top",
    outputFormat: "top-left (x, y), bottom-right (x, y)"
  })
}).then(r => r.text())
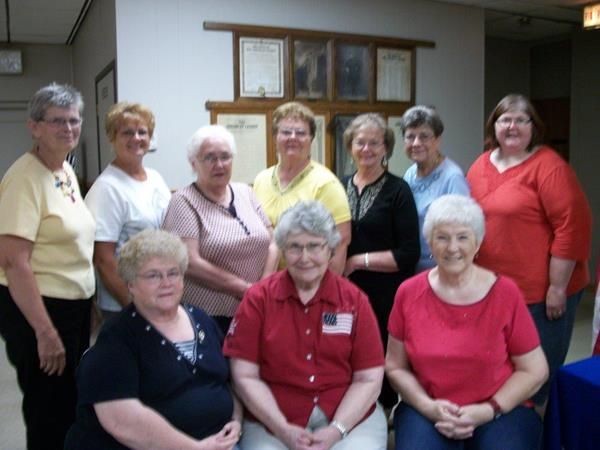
top-left (85, 102), bottom-right (171, 320)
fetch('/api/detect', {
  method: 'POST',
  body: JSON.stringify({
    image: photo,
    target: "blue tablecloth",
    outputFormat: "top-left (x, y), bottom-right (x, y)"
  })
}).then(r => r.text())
top-left (544, 356), bottom-right (600, 450)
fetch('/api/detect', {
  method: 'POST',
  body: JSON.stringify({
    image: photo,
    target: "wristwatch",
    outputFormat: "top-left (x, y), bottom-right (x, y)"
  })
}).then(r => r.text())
top-left (330, 420), bottom-right (348, 439)
top-left (486, 397), bottom-right (503, 420)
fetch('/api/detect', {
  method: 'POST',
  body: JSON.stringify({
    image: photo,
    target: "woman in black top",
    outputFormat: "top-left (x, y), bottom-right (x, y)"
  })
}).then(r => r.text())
top-left (343, 113), bottom-right (420, 410)
top-left (65, 230), bottom-right (241, 450)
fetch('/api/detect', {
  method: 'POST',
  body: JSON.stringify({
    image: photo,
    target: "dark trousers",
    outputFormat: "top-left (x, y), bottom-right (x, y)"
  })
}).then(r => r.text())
top-left (0, 284), bottom-right (91, 450)
top-left (394, 402), bottom-right (542, 450)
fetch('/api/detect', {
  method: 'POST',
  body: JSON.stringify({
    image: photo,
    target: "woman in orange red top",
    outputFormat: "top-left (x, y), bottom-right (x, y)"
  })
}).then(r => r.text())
top-left (467, 94), bottom-right (592, 406)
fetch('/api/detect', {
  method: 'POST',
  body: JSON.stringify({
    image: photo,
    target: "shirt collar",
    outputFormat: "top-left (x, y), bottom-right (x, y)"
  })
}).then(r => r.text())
top-left (273, 269), bottom-right (340, 306)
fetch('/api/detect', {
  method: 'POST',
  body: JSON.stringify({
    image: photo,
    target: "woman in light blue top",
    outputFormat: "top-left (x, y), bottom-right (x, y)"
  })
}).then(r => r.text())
top-left (402, 106), bottom-right (470, 272)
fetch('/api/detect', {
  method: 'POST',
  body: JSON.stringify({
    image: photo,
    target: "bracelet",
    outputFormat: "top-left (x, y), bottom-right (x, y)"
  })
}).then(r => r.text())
top-left (364, 252), bottom-right (369, 269)
top-left (330, 420), bottom-right (348, 439)
top-left (486, 397), bottom-right (503, 420)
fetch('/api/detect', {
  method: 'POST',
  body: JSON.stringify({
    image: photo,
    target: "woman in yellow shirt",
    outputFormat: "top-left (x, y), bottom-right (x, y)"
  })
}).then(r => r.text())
top-left (0, 83), bottom-right (95, 450)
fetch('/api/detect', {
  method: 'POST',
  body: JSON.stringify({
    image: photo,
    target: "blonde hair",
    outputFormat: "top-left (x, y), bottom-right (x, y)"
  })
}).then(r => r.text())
top-left (105, 102), bottom-right (155, 142)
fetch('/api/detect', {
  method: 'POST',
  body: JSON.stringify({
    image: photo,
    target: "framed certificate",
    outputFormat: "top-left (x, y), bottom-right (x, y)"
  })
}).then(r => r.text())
top-left (239, 37), bottom-right (285, 98)
top-left (376, 48), bottom-right (412, 102)
top-left (216, 113), bottom-right (268, 183)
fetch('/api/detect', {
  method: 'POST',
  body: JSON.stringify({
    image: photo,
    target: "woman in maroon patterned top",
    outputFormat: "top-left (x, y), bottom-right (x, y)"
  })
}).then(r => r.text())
top-left (162, 125), bottom-right (278, 334)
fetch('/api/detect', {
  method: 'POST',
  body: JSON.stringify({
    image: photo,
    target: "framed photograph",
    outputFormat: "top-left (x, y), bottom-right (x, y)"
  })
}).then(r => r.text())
top-left (334, 114), bottom-right (357, 178)
top-left (216, 113), bottom-right (268, 183)
top-left (239, 37), bottom-right (285, 98)
top-left (335, 43), bottom-right (369, 101)
top-left (95, 61), bottom-right (117, 175)
top-left (376, 48), bottom-right (412, 102)
top-left (294, 40), bottom-right (328, 99)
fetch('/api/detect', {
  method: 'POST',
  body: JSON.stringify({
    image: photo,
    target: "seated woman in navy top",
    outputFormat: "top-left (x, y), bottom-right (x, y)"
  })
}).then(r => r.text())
top-left (65, 229), bottom-right (241, 450)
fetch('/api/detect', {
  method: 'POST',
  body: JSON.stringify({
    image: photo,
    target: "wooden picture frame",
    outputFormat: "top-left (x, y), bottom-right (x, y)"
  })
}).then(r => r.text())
top-left (94, 61), bottom-right (117, 175)
top-left (376, 47), bottom-right (412, 102)
top-left (293, 39), bottom-right (329, 100)
top-left (335, 43), bottom-right (370, 101)
top-left (239, 37), bottom-right (285, 98)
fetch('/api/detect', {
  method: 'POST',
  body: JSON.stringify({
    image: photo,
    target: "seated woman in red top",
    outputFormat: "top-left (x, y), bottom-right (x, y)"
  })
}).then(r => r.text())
top-left (386, 195), bottom-right (548, 450)
top-left (224, 201), bottom-right (387, 450)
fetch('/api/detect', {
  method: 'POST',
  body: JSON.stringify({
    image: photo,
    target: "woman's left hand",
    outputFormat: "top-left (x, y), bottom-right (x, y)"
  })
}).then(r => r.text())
top-left (545, 284), bottom-right (567, 321)
top-left (297, 425), bottom-right (341, 450)
top-left (434, 403), bottom-right (492, 440)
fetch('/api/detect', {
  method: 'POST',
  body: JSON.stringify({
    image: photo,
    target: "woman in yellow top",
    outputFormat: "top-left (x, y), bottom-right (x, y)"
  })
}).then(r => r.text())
top-left (0, 83), bottom-right (95, 450)
top-left (253, 102), bottom-right (351, 273)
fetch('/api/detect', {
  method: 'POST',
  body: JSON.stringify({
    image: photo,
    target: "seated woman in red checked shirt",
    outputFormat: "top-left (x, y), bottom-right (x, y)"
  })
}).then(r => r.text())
top-left (224, 201), bottom-right (387, 450)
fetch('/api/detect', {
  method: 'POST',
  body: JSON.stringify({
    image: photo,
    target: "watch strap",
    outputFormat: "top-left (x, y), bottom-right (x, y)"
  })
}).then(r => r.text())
top-left (330, 420), bottom-right (348, 438)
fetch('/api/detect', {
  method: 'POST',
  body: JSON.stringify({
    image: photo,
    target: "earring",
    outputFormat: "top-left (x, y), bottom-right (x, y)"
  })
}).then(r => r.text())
top-left (428, 253), bottom-right (433, 260)
top-left (382, 155), bottom-right (388, 167)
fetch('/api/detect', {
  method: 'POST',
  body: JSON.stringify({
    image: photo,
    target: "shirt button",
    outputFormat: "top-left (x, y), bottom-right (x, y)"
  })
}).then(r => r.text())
top-left (306, 353), bottom-right (312, 360)
top-left (199, 354), bottom-right (203, 359)
top-left (305, 329), bottom-right (311, 335)
top-left (309, 375), bottom-right (315, 382)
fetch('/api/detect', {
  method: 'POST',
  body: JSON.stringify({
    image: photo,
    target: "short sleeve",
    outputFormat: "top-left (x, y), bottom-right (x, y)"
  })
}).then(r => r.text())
top-left (84, 180), bottom-right (126, 242)
top-left (445, 173), bottom-right (470, 196)
top-left (222, 285), bottom-right (264, 362)
top-left (0, 168), bottom-right (41, 241)
top-left (503, 281), bottom-right (541, 356)
top-left (387, 282), bottom-right (407, 341)
top-left (316, 179), bottom-right (351, 225)
top-left (162, 191), bottom-right (201, 239)
top-left (350, 292), bottom-right (384, 370)
top-left (248, 186), bottom-right (272, 229)
top-left (76, 333), bottom-right (140, 406)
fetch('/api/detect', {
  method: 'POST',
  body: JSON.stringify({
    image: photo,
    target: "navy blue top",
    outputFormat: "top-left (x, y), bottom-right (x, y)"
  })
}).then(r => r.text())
top-left (64, 303), bottom-right (233, 449)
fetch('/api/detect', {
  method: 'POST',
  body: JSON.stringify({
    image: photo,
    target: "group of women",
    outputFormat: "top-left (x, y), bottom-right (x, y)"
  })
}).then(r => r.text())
top-left (0, 82), bottom-right (592, 450)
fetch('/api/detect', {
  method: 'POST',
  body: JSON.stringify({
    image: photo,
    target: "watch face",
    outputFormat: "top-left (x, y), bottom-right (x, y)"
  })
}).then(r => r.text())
top-left (0, 50), bottom-right (23, 74)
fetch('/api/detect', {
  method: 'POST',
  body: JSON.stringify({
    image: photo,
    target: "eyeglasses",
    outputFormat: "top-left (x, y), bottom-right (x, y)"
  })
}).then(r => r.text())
top-left (352, 139), bottom-right (384, 149)
top-left (201, 153), bottom-right (233, 164)
top-left (284, 242), bottom-right (328, 257)
top-left (404, 133), bottom-right (434, 144)
top-left (278, 128), bottom-right (310, 140)
top-left (42, 117), bottom-right (83, 129)
top-left (120, 128), bottom-right (149, 138)
top-left (495, 117), bottom-right (532, 127)
top-left (137, 269), bottom-right (182, 285)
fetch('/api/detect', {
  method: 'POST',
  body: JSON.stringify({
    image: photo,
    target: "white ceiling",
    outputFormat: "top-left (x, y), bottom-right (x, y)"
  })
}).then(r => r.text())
top-left (0, 0), bottom-right (592, 45)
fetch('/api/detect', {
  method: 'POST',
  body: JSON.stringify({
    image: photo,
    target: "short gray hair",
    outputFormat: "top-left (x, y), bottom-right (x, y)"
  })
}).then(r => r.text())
top-left (117, 230), bottom-right (189, 283)
top-left (28, 83), bottom-right (84, 121)
top-left (274, 201), bottom-right (341, 250)
top-left (343, 113), bottom-right (395, 159)
top-left (186, 124), bottom-right (237, 166)
top-left (423, 194), bottom-right (485, 244)
top-left (400, 105), bottom-right (444, 137)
